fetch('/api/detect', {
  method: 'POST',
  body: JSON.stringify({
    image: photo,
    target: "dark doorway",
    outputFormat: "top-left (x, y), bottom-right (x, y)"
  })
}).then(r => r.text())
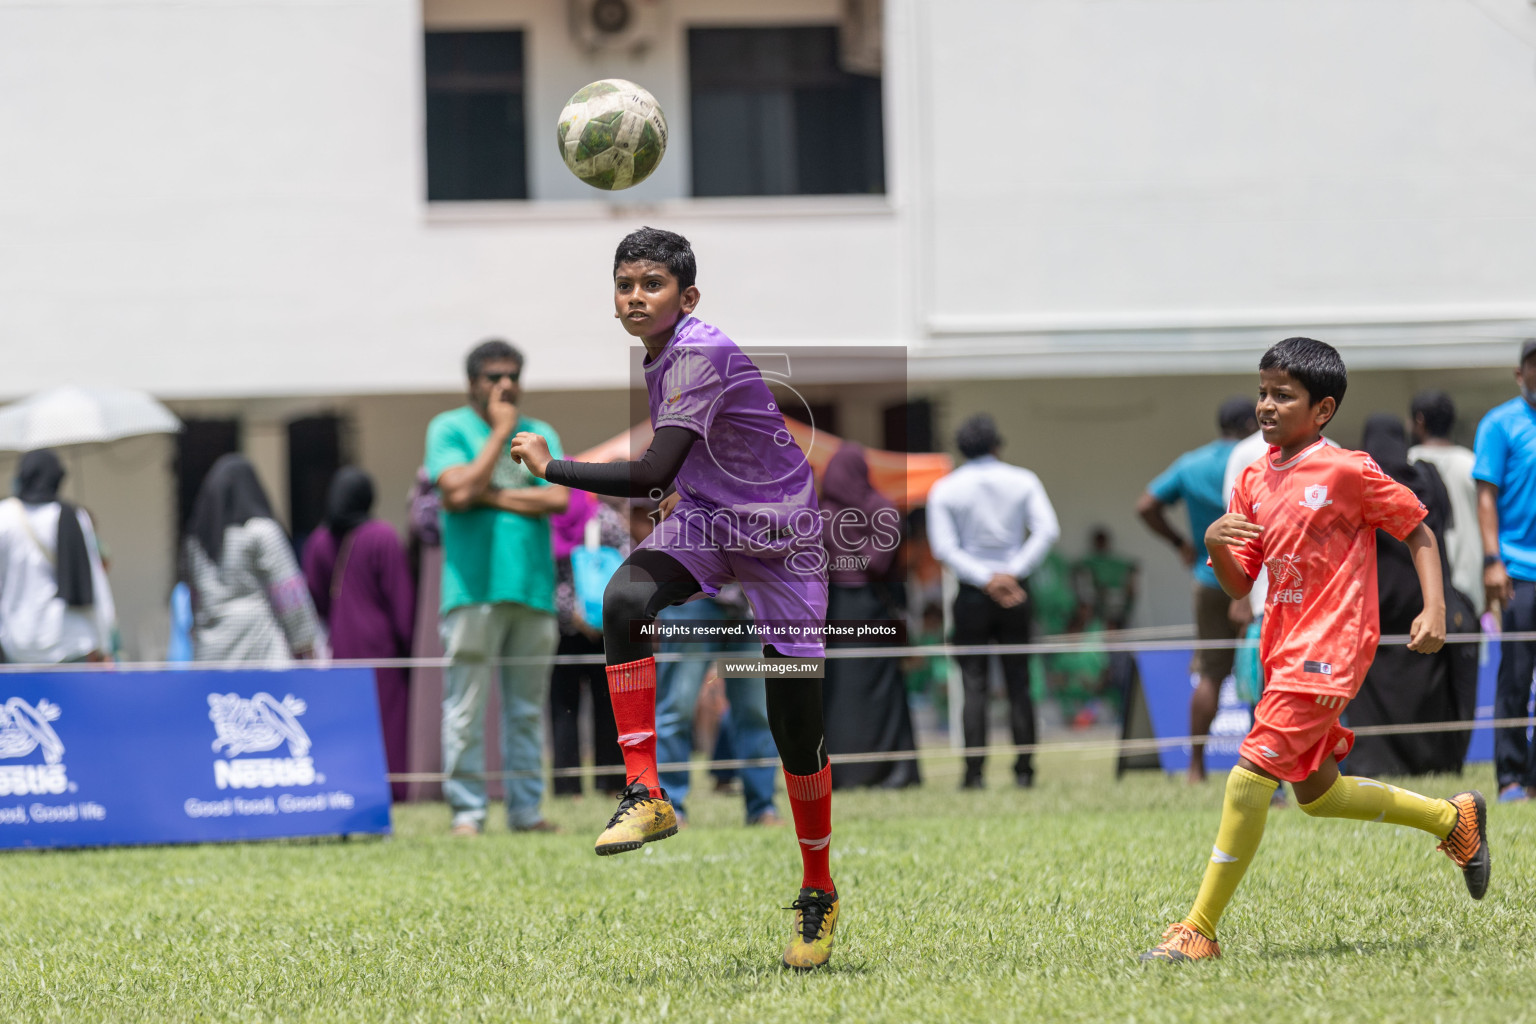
top-left (288, 415), bottom-right (343, 551)
top-left (802, 402), bottom-right (839, 439)
top-left (175, 419), bottom-right (242, 537)
top-left (883, 399), bottom-right (934, 453)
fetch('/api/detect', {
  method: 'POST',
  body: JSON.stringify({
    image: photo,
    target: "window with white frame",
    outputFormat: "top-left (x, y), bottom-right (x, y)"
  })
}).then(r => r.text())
top-left (424, 30), bottom-right (528, 201)
top-left (688, 26), bottom-right (885, 198)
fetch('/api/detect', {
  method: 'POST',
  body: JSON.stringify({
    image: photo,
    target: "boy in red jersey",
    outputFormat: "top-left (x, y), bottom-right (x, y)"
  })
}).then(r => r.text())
top-left (1142, 337), bottom-right (1490, 963)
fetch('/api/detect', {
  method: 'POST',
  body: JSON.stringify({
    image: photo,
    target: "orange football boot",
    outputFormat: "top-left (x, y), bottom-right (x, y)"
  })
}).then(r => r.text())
top-left (1139, 922), bottom-right (1220, 963)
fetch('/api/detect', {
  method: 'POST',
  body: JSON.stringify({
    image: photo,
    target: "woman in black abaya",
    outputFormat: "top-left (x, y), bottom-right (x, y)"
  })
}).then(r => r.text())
top-left (819, 444), bottom-right (922, 789)
top-left (1348, 414), bottom-right (1479, 776)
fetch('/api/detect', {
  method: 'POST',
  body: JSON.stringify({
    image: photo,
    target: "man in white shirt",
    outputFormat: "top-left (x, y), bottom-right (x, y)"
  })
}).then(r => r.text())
top-left (927, 414), bottom-right (1060, 789)
top-left (1408, 390), bottom-right (1483, 613)
top-left (0, 450), bottom-right (115, 663)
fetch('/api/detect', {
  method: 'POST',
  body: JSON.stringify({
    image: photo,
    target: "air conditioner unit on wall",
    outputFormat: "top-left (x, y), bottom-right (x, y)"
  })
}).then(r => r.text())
top-left (568, 0), bottom-right (665, 56)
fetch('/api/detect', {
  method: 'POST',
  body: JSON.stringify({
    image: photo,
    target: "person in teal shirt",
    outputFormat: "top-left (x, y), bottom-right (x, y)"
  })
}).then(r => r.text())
top-left (1137, 396), bottom-right (1255, 782)
top-left (425, 339), bottom-right (568, 835)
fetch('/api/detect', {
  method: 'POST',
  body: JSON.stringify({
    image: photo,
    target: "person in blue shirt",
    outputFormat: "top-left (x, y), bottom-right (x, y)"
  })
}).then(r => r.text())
top-left (1474, 338), bottom-right (1536, 802)
top-left (1137, 397), bottom-right (1257, 783)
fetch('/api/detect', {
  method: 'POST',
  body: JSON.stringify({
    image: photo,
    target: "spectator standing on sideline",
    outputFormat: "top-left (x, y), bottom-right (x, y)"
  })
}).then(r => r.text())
top-left (0, 449), bottom-right (116, 664)
top-left (302, 467), bottom-right (416, 802)
top-left (183, 454), bottom-right (320, 664)
top-left (548, 488), bottom-right (626, 798)
top-left (1409, 390), bottom-right (1484, 612)
top-left (425, 339), bottom-right (569, 835)
top-left (1474, 339), bottom-right (1536, 802)
top-left (1073, 527), bottom-right (1138, 630)
top-left (1137, 397), bottom-right (1255, 782)
top-left (820, 443), bottom-right (920, 789)
top-left (1351, 415), bottom-right (1479, 776)
top-left (928, 413), bottom-right (1060, 789)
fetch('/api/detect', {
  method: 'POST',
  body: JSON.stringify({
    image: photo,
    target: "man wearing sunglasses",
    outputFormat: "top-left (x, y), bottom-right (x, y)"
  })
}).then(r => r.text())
top-left (425, 339), bottom-right (570, 836)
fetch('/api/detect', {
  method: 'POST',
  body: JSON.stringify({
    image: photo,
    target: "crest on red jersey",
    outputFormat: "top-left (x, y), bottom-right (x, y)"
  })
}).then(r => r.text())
top-left (1299, 484), bottom-right (1333, 510)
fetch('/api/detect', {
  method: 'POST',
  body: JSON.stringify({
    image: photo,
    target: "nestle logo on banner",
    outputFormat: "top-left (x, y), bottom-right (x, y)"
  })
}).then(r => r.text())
top-left (0, 697), bottom-right (70, 796)
top-left (208, 693), bottom-right (322, 790)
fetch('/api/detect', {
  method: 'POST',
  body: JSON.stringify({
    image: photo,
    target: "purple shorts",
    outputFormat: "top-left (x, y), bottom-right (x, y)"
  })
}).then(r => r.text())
top-left (638, 500), bottom-right (828, 658)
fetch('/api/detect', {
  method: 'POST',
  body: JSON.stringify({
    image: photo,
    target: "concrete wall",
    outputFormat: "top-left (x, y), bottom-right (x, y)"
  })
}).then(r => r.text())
top-left (4, 0), bottom-right (1533, 401)
top-left (914, 0), bottom-right (1536, 373)
top-left (0, 0), bottom-right (904, 400)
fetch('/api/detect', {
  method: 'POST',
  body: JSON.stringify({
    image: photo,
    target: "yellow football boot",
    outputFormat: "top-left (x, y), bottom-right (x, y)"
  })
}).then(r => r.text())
top-left (594, 782), bottom-right (677, 856)
top-left (782, 887), bottom-right (839, 971)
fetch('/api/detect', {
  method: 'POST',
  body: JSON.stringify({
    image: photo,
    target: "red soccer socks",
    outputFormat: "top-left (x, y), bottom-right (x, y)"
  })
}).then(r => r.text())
top-left (607, 657), bottom-right (661, 798)
top-left (784, 763), bottom-right (835, 892)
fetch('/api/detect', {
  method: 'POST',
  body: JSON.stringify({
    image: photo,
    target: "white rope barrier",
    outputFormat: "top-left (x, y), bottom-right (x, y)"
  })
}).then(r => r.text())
top-left (1, 629), bottom-right (1526, 785)
top-left (389, 714), bottom-right (1536, 783)
top-left (1, 630), bottom-right (1532, 673)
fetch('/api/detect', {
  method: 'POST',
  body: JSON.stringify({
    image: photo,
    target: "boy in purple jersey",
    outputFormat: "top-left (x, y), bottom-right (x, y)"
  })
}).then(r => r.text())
top-left (508, 227), bottom-right (838, 970)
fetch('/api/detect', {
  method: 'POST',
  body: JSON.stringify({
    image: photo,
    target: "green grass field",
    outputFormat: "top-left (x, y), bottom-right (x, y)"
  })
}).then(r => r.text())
top-left (5, 750), bottom-right (1534, 1023)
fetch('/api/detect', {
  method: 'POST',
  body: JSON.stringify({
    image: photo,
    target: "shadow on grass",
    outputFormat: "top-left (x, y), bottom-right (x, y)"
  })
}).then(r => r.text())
top-left (1257, 936), bottom-right (1438, 962)
top-left (650, 957), bottom-right (878, 982)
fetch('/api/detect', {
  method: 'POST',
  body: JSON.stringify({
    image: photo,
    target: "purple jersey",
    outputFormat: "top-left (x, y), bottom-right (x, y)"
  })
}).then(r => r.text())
top-left (645, 316), bottom-right (820, 530)
top-left (638, 317), bottom-right (827, 657)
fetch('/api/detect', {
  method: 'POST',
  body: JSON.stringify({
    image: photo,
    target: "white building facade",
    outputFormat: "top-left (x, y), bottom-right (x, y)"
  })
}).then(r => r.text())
top-left (3, 0), bottom-right (1534, 655)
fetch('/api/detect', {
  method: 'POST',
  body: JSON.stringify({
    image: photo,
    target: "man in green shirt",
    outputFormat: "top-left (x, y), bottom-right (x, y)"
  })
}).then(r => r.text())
top-left (425, 339), bottom-right (568, 835)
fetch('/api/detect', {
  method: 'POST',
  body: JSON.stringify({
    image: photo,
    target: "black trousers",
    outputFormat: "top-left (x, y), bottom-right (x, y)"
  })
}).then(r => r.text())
top-left (1494, 580), bottom-right (1536, 789)
top-left (549, 631), bottom-right (624, 795)
top-left (953, 582), bottom-right (1035, 780)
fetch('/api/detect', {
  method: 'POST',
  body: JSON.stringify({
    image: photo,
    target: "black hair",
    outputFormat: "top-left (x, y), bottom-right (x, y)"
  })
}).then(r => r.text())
top-left (1217, 396), bottom-right (1257, 436)
top-left (466, 338), bottom-right (522, 380)
top-left (955, 414), bottom-right (1001, 460)
top-left (614, 226), bottom-right (697, 290)
top-left (1258, 337), bottom-right (1347, 425)
top-left (1409, 389), bottom-right (1456, 439)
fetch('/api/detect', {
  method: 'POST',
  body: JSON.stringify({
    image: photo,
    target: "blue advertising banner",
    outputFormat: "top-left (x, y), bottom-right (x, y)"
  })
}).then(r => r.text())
top-left (1133, 649), bottom-right (1251, 775)
top-left (1465, 638), bottom-right (1499, 764)
top-left (1135, 644), bottom-right (1499, 775)
top-left (0, 668), bottom-right (391, 850)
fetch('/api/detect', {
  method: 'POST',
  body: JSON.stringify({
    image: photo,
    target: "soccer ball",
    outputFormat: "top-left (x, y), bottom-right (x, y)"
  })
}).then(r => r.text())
top-left (556, 79), bottom-right (668, 191)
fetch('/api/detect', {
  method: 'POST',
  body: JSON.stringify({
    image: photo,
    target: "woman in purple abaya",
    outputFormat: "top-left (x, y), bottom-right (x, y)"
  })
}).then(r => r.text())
top-left (303, 467), bottom-right (416, 801)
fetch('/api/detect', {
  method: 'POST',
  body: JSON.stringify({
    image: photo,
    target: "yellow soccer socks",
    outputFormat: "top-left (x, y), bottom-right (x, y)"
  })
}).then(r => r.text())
top-left (1185, 766), bottom-right (1278, 941)
top-left (1297, 775), bottom-right (1457, 838)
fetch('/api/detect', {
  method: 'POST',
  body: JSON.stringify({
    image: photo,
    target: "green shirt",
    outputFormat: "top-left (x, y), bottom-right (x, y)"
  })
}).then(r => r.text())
top-left (424, 406), bottom-right (563, 615)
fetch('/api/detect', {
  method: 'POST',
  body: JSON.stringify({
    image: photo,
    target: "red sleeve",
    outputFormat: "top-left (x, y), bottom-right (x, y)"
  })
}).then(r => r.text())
top-left (1225, 471), bottom-right (1264, 581)
top-left (1361, 456), bottom-right (1427, 541)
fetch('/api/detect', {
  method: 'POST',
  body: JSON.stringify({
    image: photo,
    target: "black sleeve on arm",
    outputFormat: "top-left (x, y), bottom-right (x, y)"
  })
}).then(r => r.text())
top-left (544, 425), bottom-right (699, 497)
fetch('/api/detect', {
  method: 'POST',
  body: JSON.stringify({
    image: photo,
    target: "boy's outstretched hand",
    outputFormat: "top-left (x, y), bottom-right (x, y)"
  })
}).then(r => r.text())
top-left (508, 431), bottom-right (552, 479)
top-left (1406, 606), bottom-right (1446, 654)
top-left (1205, 512), bottom-right (1263, 549)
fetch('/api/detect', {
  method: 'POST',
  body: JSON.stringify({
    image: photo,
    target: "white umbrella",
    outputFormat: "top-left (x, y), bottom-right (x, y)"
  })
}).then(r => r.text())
top-left (0, 386), bottom-right (181, 451)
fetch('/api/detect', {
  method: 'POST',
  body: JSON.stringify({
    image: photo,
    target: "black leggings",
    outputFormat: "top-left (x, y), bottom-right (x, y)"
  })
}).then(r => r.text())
top-left (602, 549), bottom-right (827, 775)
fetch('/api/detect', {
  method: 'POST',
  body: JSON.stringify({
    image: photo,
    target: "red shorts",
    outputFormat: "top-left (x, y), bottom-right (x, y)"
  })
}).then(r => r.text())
top-left (1238, 689), bottom-right (1355, 783)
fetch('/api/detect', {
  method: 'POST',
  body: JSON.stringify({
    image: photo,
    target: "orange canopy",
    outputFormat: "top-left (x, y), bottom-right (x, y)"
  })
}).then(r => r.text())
top-left (573, 417), bottom-right (951, 508)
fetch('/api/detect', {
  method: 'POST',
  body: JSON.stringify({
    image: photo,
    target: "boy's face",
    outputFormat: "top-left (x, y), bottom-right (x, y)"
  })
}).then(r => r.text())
top-left (613, 260), bottom-right (699, 343)
top-left (1257, 367), bottom-right (1334, 450)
